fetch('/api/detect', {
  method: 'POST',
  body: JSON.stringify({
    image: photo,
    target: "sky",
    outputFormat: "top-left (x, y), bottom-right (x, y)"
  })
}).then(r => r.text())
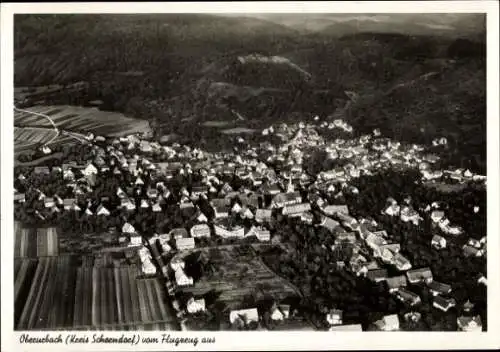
top-left (218, 13), bottom-right (485, 34)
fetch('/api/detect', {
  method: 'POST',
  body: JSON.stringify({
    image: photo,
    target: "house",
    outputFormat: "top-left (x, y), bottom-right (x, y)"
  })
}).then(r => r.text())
top-left (176, 237), bottom-right (195, 251)
top-left (433, 296), bottom-right (456, 312)
top-left (122, 222), bottom-right (136, 234)
top-left (431, 235), bottom-right (447, 250)
top-left (135, 176), bottom-right (144, 186)
top-left (83, 163), bottom-right (98, 177)
top-left (427, 281), bottom-right (452, 296)
top-left (146, 188), bottom-right (158, 199)
top-left (214, 222), bottom-right (245, 239)
top-left (392, 253), bottom-right (412, 271)
top-left (320, 216), bottom-right (341, 232)
top-left (190, 224), bottom-right (211, 238)
top-left (63, 169), bottom-right (75, 180)
top-left (255, 209), bottom-right (273, 223)
top-left (400, 207), bottom-right (421, 225)
top-left (365, 233), bottom-right (387, 252)
top-left (270, 304), bottom-right (290, 321)
top-left (271, 191), bottom-right (302, 208)
top-left (240, 206), bottom-right (255, 220)
top-left (129, 234), bottom-right (142, 247)
top-left (96, 204), bottom-right (110, 216)
top-left (329, 324), bottom-right (363, 331)
top-left (323, 205), bottom-right (349, 216)
top-left (14, 193), bottom-right (26, 203)
top-left (246, 226), bottom-right (271, 241)
top-left (140, 199), bottom-right (149, 209)
top-left (229, 308), bottom-right (259, 326)
top-left (300, 212), bottom-right (314, 224)
top-left (395, 288), bottom-right (421, 306)
top-left (63, 198), bottom-right (79, 211)
top-left (175, 269), bottom-right (194, 287)
top-left (186, 297), bottom-right (206, 314)
top-left (463, 245), bottom-right (483, 257)
top-left (462, 300), bottom-right (475, 313)
top-left (261, 183), bottom-right (281, 196)
top-left (430, 210), bottom-right (445, 223)
top-left (375, 314), bottom-right (400, 331)
top-left (170, 257), bottom-right (185, 271)
top-left (457, 315), bottom-right (482, 332)
top-left (141, 260), bottom-right (157, 275)
top-left (407, 267), bottom-right (433, 284)
top-left (366, 269), bottom-right (388, 283)
top-left (467, 238), bottom-right (482, 249)
top-left (386, 275), bottom-right (408, 293)
top-left (152, 202), bottom-right (162, 212)
top-left (326, 309), bottom-right (343, 326)
top-left (170, 228), bottom-right (189, 240)
top-left (121, 198), bottom-right (136, 211)
top-left (282, 202), bottom-right (311, 216)
top-left (232, 202), bottom-right (242, 214)
top-left (212, 204), bottom-right (229, 219)
top-left (44, 197), bottom-right (55, 208)
top-left (384, 204), bottom-right (401, 216)
top-left (116, 187), bottom-right (127, 199)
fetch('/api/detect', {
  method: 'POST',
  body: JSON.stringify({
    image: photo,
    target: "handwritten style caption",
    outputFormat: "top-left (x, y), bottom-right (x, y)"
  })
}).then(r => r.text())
top-left (19, 333), bottom-right (216, 347)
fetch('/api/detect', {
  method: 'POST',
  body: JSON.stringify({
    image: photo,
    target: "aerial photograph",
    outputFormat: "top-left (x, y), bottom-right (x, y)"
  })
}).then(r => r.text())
top-left (13, 13), bottom-right (486, 332)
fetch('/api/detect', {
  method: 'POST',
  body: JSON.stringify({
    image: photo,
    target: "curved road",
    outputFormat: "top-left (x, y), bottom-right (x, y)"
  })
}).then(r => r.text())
top-left (14, 106), bottom-right (88, 146)
top-left (14, 106), bottom-right (60, 146)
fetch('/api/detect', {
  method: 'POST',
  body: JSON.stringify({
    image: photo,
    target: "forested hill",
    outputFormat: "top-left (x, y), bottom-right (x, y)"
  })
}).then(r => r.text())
top-left (14, 14), bottom-right (486, 173)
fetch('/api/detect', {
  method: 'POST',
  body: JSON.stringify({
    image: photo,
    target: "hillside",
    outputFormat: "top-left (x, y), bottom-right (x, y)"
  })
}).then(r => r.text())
top-left (14, 14), bottom-right (486, 172)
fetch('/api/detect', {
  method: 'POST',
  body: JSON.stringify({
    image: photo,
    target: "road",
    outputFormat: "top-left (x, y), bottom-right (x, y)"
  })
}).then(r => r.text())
top-left (14, 107), bottom-right (88, 147)
top-left (14, 106), bottom-right (60, 146)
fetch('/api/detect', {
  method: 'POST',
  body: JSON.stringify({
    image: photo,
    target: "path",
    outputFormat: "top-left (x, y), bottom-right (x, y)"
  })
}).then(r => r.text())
top-left (14, 107), bottom-right (60, 146)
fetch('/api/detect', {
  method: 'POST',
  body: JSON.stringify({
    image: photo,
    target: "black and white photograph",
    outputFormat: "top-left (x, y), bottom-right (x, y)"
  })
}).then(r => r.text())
top-left (1, 1), bottom-right (499, 351)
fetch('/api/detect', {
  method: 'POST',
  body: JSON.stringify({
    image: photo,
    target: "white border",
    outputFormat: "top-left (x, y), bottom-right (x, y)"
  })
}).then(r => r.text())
top-left (1, 2), bottom-right (499, 351)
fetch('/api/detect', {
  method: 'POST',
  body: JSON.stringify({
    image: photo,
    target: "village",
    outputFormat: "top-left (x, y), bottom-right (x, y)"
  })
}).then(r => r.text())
top-left (13, 118), bottom-right (486, 332)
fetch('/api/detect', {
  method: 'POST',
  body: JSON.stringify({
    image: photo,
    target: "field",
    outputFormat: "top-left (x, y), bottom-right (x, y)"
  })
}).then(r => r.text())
top-left (16, 256), bottom-right (78, 330)
top-left (221, 127), bottom-right (257, 135)
top-left (36, 228), bottom-right (59, 257)
top-left (73, 265), bottom-right (178, 329)
top-left (14, 105), bottom-right (151, 137)
top-left (175, 244), bottom-right (301, 310)
top-left (14, 126), bottom-right (58, 151)
top-left (14, 258), bottom-right (39, 325)
top-left (14, 223), bottom-right (59, 258)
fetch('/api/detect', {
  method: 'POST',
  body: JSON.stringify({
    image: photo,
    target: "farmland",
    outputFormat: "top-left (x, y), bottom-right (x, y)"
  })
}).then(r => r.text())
top-left (73, 265), bottom-right (178, 329)
top-left (14, 105), bottom-right (151, 137)
top-left (175, 244), bottom-right (301, 310)
top-left (17, 256), bottom-right (78, 330)
top-left (15, 256), bottom-right (178, 330)
top-left (14, 126), bottom-right (58, 151)
top-left (14, 222), bottom-right (59, 258)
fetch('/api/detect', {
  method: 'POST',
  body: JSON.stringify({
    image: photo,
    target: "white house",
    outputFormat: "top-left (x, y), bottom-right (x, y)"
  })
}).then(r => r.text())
top-left (175, 269), bottom-right (194, 287)
top-left (122, 222), bottom-right (136, 234)
top-left (186, 297), bottom-right (206, 314)
top-left (326, 309), bottom-right (343, 326)
top-left (431, 235), bottom-right (446, 250)
top-left (377, 314), bottom-right (400, 331)
top-left (229, 308), bottom-right (259, 325)
top-left (129, 234), bottom-right (142, 247)
top-left (170, 257), bottom-right (185, 271)
top-left (457, 316), bottom-right (482, 332)
top-left (96, 205), bottom-right (110, 216)
top-left (83, 163), bottom-right (98, 177)
top-left (270, 304), bottom-right (290, 321)
top-left (190, 224), bottom-right (211, 238)
top-left (176, 237), bottom-right (195, 251)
